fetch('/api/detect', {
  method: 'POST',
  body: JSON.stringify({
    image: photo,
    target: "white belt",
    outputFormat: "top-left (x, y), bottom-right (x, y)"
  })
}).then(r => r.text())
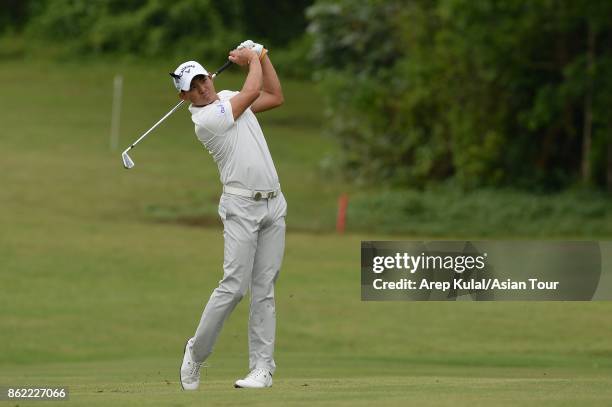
top-left (223, 185), bottom-right (280, 201)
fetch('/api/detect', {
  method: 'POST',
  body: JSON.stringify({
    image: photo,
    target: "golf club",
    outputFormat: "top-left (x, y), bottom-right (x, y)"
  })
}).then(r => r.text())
top-left (121, 60), bottom-right (233, 169)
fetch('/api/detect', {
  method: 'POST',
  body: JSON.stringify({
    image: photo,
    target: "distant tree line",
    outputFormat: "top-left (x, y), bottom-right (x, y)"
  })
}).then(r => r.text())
top-left (0, 0), bottom-right (312, 62)
top-left (308, 0), bottom-right (612, 191)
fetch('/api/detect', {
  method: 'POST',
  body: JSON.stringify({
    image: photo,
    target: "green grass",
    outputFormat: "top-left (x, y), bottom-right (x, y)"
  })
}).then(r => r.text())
top-left (1, 58), bottom-right (612, 405)
top-left (3, 358), bottom-right (612, 406)
top-left (347, 186), bottom-right (612, 238)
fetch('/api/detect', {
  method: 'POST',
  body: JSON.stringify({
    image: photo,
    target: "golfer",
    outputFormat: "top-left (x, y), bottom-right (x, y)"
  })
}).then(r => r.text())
top-left (171, 40), bottom-right (286, 390)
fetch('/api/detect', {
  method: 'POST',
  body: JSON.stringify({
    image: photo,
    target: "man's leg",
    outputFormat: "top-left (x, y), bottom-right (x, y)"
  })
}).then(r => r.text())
top-left (248, 194), bottom-right (287, 374)
top-left (191, 195), bottom-right (259, 363)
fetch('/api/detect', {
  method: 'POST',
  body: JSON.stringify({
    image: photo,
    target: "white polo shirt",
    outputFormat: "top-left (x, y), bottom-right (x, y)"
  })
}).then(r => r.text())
top-left (188, 90), bottom-right (280, 191)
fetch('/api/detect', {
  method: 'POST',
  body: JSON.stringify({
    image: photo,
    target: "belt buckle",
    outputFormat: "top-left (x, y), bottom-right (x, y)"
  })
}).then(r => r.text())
top-left (267, 191), bottom-right (275, 199)
top-left (253, 191), bottom-right (262, 201)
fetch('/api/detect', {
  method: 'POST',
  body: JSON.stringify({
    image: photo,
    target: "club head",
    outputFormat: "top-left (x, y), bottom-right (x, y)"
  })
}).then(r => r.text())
top-left (122, 151), bottom-right (135, 169)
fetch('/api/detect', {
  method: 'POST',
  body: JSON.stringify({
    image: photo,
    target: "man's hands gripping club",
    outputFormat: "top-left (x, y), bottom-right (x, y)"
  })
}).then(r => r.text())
top-left (228, 40), bottom-right (283, 116)
top-left (227, 40), bottom-right (267, 65)
top-left (237, 40), bottom-right (268, 60)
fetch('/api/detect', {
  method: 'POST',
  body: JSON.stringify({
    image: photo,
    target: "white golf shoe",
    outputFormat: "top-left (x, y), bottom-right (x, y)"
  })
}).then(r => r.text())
top-left (180, 338), bottom-right (202, 390)
top-left (234, 368), bottom-right (273, 388)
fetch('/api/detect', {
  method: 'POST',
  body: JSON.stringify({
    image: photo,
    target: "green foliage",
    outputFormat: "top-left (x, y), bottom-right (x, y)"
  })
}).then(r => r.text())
top-left (0, 0), bottom-right (32, 34)
top-left (23, 0), bottom-right (243, 59)
top-left (347, 185), bottom-right (612, 237)
top-left (268, 35), bottom-right (315, 79)
top-left (241, 0), bottom-right (314, 47)
top-left (309, 0), bottom-right (612, 190)
top-left (2, 0), bottom-right (315, 77)
top-left (308, 0), bottom-right (403, 74)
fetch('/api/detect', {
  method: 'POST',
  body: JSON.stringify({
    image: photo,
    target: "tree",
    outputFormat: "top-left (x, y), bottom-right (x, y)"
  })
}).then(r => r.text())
top-left (308, 0), bottom-right (612, 190)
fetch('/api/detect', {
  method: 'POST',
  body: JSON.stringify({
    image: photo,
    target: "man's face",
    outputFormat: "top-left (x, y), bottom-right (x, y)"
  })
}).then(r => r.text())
top-left (180, 74), bottom-right (217, 106)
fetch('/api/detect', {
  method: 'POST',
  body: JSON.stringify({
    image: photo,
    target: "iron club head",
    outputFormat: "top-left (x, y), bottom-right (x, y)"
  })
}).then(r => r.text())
top-left (122, 151), bottom-right (135, 169)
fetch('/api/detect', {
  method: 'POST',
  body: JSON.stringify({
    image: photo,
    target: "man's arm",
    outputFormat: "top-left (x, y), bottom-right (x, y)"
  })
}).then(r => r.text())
top-left (228, 48), bottom-right (263, 120)
top-left (251, 54), bottom-right (284, 114)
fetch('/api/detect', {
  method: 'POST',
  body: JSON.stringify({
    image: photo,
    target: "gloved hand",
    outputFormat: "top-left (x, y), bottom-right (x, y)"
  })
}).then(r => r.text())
top-left (237, 40), bottom-right (267, 60)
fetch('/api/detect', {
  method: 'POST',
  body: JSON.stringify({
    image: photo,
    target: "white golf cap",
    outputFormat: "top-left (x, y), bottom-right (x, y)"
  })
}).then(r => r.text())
top-left (170, 61), bottom-right (209, 91)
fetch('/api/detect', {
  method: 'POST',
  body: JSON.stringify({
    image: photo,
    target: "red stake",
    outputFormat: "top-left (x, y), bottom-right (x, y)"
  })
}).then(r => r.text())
top-left (336, 193), bottom-right (349, 234)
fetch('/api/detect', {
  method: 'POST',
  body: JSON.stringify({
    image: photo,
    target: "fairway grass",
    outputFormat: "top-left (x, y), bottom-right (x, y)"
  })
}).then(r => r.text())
top-left (2, 357), bottom-right (612, 406)
top-left (1, 59), bottom-right (612, 406)
top-left (2, 217), bottom-right (612, 405)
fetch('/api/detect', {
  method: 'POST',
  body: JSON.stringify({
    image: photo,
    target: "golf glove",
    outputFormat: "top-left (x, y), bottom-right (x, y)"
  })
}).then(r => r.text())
top-left (237, 40), bottom-right (267, 60)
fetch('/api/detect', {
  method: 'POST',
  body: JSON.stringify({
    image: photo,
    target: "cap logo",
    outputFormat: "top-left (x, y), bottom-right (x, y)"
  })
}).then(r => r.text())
top-left (177, 64), bottom-right (195, 77)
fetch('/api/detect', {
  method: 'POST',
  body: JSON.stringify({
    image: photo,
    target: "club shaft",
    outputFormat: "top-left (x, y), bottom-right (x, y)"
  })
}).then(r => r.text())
top-left (122, 59), bottom-right (232, 156)
top-left (125, 100), bottom-right (184, 152)
top-left (211, 60), bottom-right (232, 78)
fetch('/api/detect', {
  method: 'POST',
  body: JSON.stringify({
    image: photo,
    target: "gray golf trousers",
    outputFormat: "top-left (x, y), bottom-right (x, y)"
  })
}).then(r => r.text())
top-left (191, 191), bottom-right (287, 374)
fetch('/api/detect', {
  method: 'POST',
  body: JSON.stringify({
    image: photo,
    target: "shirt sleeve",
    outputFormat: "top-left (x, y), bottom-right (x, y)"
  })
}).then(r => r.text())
top-left (193, 99), bottom-right (235, 136)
